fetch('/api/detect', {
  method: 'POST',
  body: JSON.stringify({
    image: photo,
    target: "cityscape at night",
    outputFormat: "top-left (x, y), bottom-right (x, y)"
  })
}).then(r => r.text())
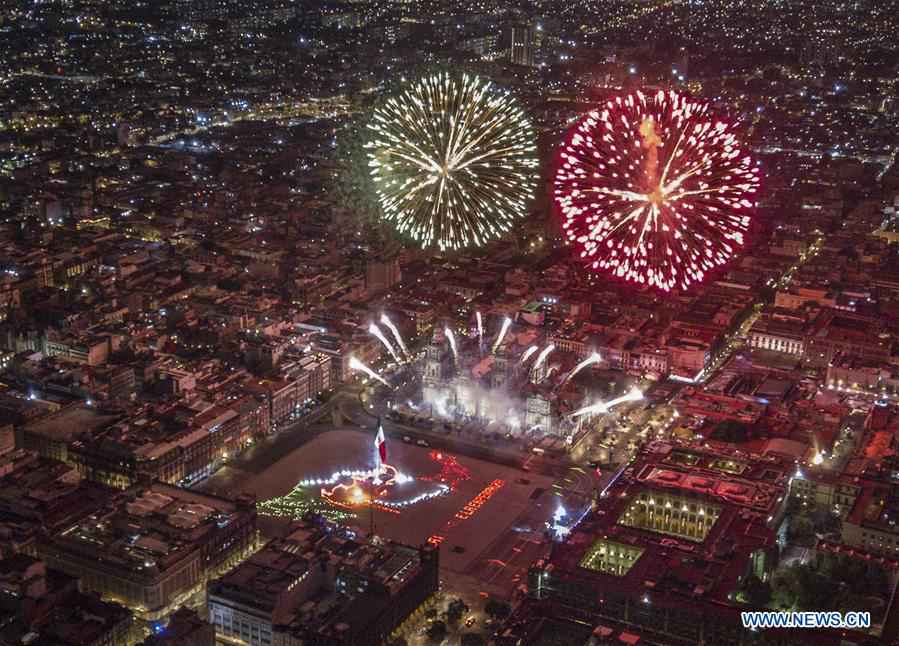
top-left (0, 1), bottom-right (898, 645)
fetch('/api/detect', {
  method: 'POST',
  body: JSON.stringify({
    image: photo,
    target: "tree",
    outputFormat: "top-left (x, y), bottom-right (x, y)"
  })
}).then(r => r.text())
top-left (741, 575), bottom-right (772, 607)
top-left (426, 620), bottom-right (448, 644)
top-left (787, 514), bottom-right (815, 545)
top-left (810, 508), bottom-right (841, 536)
top-left (484, 598), bottom-right (511, 621)
top-left (711, 420), bottom-right (751, 443)
top-left (446, 598), bottom-right (469, 626)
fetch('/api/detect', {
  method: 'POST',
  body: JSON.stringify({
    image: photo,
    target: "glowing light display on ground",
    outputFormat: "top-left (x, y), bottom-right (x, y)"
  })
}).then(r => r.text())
top-left (261, 451), bottom-right (472, 521)
top-left (554, 89), bottom-right (760, 291)
top-left (428, 478), bottom-right (506, 546)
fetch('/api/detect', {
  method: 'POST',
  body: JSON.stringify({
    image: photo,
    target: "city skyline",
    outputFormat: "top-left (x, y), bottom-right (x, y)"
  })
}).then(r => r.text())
top-left (0, 1), bottom-right (897, 645)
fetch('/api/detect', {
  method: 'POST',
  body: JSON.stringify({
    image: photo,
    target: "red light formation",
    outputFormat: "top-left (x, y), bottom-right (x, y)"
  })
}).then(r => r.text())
top-left (421, 450), bottom-right (471, 490)
top-left (554, 89), bottom-right (760, 291)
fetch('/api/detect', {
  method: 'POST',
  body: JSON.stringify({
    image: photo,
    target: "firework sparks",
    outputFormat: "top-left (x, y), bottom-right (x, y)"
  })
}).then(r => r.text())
top-left (554, 89), bottom-right (760, 291)
top-left (570, 387), bottom-right (644, 418)
top-left (492, 316), bottom-right (512, 353)
top-left (562, 352), bottom-right (602, 386)
top-left (367, 71), bottom-right (539, 251)
top-left (368, 322), bottom-right (400, 362)
top-left (532, 343), bottom-right (555, 372)
top-left (520, 344), bottom-right (539, 363)
top-left (349, 356), bottom-right (390, 388)
top-left (444, 327), bottom-right (458, 362)
top-left (476, 311), bottom-right (484, 345)
top-left (571, 400), bottom-right (608, 417)
top-left (380, 313), bottom-right (409, 358)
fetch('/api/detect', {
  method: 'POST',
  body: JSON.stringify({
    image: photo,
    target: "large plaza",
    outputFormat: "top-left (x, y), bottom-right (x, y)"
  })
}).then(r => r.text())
top-left (202, 428), bottom-right (558, 578)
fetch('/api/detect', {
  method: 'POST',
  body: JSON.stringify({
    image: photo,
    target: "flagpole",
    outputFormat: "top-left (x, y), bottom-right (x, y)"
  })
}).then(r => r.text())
top-left (371, 417), bottom-right (382, 538)
top-left (369, 481), bottom-right (375, 537)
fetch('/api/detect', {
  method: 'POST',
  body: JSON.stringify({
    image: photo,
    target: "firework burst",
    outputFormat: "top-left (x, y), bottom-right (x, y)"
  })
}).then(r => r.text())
top-left (554, 89), bottom-right (760, 291)
top-left (367, 71), bottom-right (538, 251)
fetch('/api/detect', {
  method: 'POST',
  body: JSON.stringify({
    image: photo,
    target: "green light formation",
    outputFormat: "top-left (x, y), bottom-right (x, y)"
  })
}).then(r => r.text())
top-left (258, 487), bottom-right (352, 523)
top-left (366, 71), bottom-right (538, 251)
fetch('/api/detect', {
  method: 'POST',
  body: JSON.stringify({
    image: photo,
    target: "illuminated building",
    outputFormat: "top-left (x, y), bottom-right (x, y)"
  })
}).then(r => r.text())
top-left (69, 405), bottom-right (245, 488)
top-left (418, 327), bottom-right (591, 435)
top-left (37, 483), bottom-right (258, 621)
top-left (0, 554), bottom-right (136, 646)
top-left (748, 316), bottom-right (806, 356)
top-left (365, 257), bottom-right (401, 293)
top-left (579, 539), bottom-right (645, 577)
top-left (208, 518), bottom-right (438, 646)
top-left (422, 329), bottom-right (453, 408)
top-left (525, 443), bottom-right (792, 645)
top-left (803, 311), bottom-right (890, 367)
top-left (618, 490), bottom-right (723, 542)
top-left (509, 23), bottom-right (535, 67)
top-left (792, 465), bottom-right (899, 558)
top-left (525, 388), bottom-right (557, 434)
top-left (43, 332), bottom-right (119, 366)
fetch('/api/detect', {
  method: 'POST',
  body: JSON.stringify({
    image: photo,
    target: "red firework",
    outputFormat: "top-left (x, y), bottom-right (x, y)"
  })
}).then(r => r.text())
top-left (554, 89), bottom-right (760, 291)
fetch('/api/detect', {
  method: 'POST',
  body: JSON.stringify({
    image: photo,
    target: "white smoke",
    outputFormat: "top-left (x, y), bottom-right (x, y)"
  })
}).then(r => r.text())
top-left (423, 380), bottom-right (522, 430)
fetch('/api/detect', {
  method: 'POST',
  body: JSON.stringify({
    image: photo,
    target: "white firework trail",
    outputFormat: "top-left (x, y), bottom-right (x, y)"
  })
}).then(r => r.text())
top-left (562, 352), bottom-right (602, 386)
top-left (368, 323), bottom-right (400, 362)
top-left (520, 345), bottom-right (539, 363)
top-left (349, 356), bottom-right (390, 388)
top-left (532, 344), bottom-right (555, 372)
top-left (476, 311), bottom-right (484, 345)
top-left (570, 400), bottom-right (608, 418)
top-left (444, 327), bottom-right (458, 362)
top-left (380, 313), bottom-right (409, 357)
top-left (570, 387), bottom-right (643, 418)
top-left (610, 387), bottom-right (645, 408)
top-left (492, 316), bottom-right (512, 353)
